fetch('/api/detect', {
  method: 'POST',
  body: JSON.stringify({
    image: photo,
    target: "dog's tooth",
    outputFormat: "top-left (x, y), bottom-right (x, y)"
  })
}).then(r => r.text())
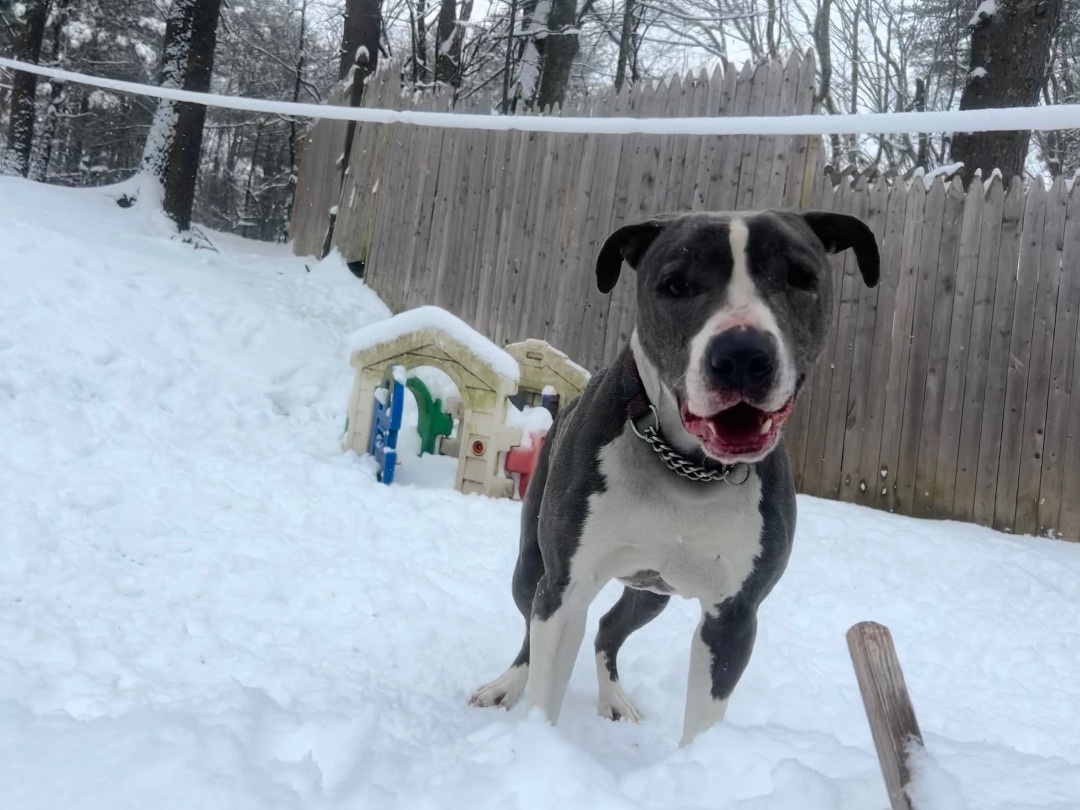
top-left (760, 418), bottom-right (773, 434)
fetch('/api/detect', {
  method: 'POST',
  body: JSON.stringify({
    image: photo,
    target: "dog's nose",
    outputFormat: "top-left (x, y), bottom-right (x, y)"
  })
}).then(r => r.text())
top-left (707, 329), bottom-right (776, 394)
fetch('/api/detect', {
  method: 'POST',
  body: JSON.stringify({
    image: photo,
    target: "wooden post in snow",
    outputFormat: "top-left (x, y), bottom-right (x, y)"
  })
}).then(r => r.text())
top-left (847, 621), bottom-right (925, 810)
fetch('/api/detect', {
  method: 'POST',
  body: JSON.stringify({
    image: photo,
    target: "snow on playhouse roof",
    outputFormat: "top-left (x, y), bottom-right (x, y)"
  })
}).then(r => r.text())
top-left (532, 339), bottom-right (591, 384)
top-left (348, 305), bottom-right (520, 382)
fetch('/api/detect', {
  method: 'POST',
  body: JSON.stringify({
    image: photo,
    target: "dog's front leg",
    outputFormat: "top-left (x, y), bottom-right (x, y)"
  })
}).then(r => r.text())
top-left (526, 574), bottom-right (597, 725)
top-left (680, 596), bottom-right (758, 746)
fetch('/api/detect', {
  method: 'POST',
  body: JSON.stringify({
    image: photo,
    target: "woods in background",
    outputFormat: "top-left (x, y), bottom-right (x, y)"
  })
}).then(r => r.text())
top-left (1, 0), bottom-right (1078, 240)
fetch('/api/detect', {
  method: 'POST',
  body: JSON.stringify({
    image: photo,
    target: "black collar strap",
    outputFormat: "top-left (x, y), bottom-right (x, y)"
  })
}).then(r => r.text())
top-left (620, 347), bottom-right (749, 485)
top-left (621, 346), bottom-right (654, 423)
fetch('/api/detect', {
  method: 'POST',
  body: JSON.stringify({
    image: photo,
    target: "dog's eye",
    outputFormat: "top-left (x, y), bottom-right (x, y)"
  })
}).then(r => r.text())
top-left (787, 263), bottom-right (817, 292)
top-left (660, 276), bottom-right (698, 298)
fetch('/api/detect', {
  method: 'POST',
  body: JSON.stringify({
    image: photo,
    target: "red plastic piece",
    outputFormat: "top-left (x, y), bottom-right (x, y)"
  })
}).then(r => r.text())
top-left (504, 431), bottom-right (548, 499)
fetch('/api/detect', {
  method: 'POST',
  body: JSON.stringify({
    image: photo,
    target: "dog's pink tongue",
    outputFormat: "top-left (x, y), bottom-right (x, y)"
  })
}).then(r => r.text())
top-left (680, 407), bottom-right (717, 439)
top-left (682, 402), bottom-right (759, 438)
top-left (680, 400), bottom-right (784, 460)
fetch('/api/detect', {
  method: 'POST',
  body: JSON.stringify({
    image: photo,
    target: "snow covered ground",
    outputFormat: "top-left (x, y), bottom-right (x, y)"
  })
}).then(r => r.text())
top-left (2, 177), bottom-right (1079, 809)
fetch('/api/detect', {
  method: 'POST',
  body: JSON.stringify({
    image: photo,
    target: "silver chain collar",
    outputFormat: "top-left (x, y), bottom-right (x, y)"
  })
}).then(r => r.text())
top-left (628, 405), bottom-right (751, 485)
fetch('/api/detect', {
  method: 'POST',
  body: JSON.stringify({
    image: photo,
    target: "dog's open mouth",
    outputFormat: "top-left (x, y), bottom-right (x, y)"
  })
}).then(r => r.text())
top-left (680, 398), bottom-right (794, 461)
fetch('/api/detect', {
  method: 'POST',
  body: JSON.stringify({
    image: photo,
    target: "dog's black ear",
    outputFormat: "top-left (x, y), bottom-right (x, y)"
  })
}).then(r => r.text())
top-left (596, 220), bottom-right (668, 294)
top-left (799, 211), bottom-right (881, 288)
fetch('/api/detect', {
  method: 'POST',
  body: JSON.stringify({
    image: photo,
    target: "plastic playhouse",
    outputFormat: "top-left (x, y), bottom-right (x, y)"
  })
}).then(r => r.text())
top-left (368, 367), bottom-right (406, 484)
top-left (343, 307), bottom-right (590, 499)
top-left (502, 339), bottom-right (590, 497)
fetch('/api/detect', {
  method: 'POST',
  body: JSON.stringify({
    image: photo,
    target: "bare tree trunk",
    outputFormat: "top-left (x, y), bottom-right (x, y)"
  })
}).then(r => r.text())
top-left (766, 0), bottom-right (778, 58)
top-left (535, 0), bottom-right (579, 111)
top-left (1038, 15), bottom-right (1077, 178)
top-left (847, 0), bottom-right (861, 165)
top-left (29, 0), bottom-right (71, 182)
top-left (339, 0), bottom-right (382, 168)
top-left (141, 0), bottom-right (197, 204)
top-left (284, 0), bottom-right (309, 241)
top-left (914, 78), bottom-right (929, 169)
top-left (434, 0), bottom-right (457, 86)
top-left (501, 0), bottom-right (519, 113)
top-left (243, 119), bottom-right (264, 240)
top-left (408, 5), bottom-right (419, 83)
top-left (952, 0), bottom-right (1065, 186)
top-left (448, 0), bottom-right (472, 95)
top-left (614, 0), bottom-right (635, 93)
top-left (326, 0), bottom-right (383, 256)
top-left (162, 0), bottom-right (223, 231)
top-left (339, 0), bottom-right (382, 174)
top-left (29, 82), bottom-right (64, 182)
top-left (514, 0), bottom-right (544, 110)
top-left (339, 0), bottom-right (383, 85)
top-left (4, 0), bottom-right (50, 178)
top-left (812, 0), bottom-right (843, 163)
top-left (414, 0), bottom-right (428, 83)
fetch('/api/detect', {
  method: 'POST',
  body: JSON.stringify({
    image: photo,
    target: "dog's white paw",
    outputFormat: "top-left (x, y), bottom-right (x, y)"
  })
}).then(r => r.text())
top-left (469, 664), bottom-right (528, 709)
top-left (597, 679), bottom-right (642, 723)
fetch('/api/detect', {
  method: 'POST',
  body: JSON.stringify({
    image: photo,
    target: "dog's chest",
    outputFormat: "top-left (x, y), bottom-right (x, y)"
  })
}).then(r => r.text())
top-left (572, 435), bottom-right (765, 603)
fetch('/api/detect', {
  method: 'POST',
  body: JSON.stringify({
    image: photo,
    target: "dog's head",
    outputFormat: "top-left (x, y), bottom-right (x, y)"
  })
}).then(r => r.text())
top-left (597, 210), bottom-right (879, 465)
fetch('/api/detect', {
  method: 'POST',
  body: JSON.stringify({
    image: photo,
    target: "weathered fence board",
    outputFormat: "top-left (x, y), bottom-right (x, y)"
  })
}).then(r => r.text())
top-left (290, 52), bottom-right (1080, 540)
top-left (896, 180), bottom-right (946, 514)
top-left (451, 129), bottom-right (484, 322)
top-left (764, 51), bottom-right (801, 209)
top-left (974, 181), bottom-right (1024, 526)
top-left (735, 62), bottom-right (771, 212)
top-left (820, 176), bottom-right (865, 500)
top-left (582, 92), bottom-right (627, 367)
top-left (839, 178), bottom-right (888, 503)
top-left (1060, 280), bottom-right (1080, 539)
top-left (717, 62), bottom-right (755, 212)
top-left (913, 177), bottom-right (965, 517)
top-left (490, 129), bottom-right (530, 343)
top-left (933, 179), bottom-right (985, 518)
top-left (876, 183), bottom-right (926, 511)
top-left (954, 176), bottom-right (1006, 521)
top-left (690, 67), bottom-right (725, 213)
top-left (1016, 179), bottom-right (1069, 535)
top-left (783, 50), bottom-right (819, 210)
top-left (996, 182), bottom-right (1047, 531)
top-left (289, 84), bottom-right (350, 259)
top-left (800, 177), bottom-right (844, 495)
top-left (785, 170), bottom-right (832, 486)
top-left (1042, 188), bottom-right (1080, 536)
top-left (855, 182), bottom-right (907, 507)
top-left (749, 60), bottom-right (786, 209)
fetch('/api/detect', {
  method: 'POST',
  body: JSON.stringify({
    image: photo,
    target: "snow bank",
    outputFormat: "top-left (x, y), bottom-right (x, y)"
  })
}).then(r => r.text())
top-left (3, 177), bottom-right (1080, 808)
top-left (907, 745), bottom-right (968, 810)
top-left (349, 305), bottom-right (520, 382)
top-left (505, 402), bottom-right (554, 448)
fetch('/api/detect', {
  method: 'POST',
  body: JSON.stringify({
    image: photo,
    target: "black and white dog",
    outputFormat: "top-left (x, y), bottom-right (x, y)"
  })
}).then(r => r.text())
top-left (470, 210), bottom-right (880, 745)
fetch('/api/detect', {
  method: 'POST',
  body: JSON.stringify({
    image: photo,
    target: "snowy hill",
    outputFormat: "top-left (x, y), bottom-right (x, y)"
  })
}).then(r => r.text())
top-left (1, 177), bottom-right (1079, 809)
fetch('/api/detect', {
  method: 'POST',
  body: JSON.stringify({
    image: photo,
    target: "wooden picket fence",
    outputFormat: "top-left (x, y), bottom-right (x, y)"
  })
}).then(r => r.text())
top-left (786, 172), bottom-right (1079, 541)
top-left (289, 51), bottom-right (1080, 541)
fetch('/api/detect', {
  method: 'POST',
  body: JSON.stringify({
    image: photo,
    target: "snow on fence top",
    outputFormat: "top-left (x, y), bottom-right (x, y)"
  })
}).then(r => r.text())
top-left (4, 56), bottom-right (1080, 136)
top-left (970, 0), bottom-right (997, 26)
top-left (349, 306), bottom-right (521, 382)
